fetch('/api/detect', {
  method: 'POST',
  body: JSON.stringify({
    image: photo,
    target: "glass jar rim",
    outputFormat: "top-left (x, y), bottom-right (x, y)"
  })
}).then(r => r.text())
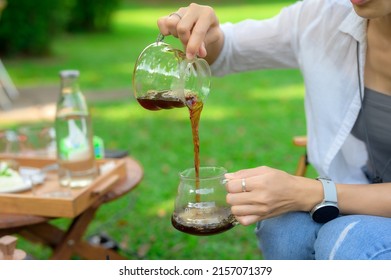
top-left (179, 166), bottom-right (227, 181)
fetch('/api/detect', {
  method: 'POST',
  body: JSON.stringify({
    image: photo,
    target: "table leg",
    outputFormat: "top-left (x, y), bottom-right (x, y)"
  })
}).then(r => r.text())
top-left (74, 240), bottom-right (127, 260)
top-left (20, 223), bottom-right (63, 249)
top-left (19, 206), bottom-right (127, 260)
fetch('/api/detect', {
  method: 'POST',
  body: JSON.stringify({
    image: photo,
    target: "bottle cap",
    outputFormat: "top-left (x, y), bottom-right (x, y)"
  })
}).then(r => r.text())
top-left (59, 70), bottom-right (80, 78)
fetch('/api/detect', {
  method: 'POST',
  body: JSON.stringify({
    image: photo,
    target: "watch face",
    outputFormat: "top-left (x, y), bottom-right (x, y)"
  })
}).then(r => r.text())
top-left (312, 205), bottom-right (339, 223)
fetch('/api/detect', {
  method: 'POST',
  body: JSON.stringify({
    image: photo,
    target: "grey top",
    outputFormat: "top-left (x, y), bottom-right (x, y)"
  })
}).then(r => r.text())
top-left (351, 88), bottom-right (391, 183)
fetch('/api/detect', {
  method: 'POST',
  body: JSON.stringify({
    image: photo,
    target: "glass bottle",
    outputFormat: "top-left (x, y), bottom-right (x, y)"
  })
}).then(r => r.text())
top-left (55, 70), bottom-right (98, 188)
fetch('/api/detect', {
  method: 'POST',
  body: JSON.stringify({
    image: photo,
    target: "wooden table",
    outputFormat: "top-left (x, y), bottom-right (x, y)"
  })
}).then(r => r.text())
top-left (0, 157), bottom-right (143, 260)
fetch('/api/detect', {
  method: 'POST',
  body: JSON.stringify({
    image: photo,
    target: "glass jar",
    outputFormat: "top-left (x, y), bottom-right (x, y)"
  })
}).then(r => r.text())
top-left (172, 166), bottom-right (237, 236)
top-left (132, 34), bottom-right (211, 110)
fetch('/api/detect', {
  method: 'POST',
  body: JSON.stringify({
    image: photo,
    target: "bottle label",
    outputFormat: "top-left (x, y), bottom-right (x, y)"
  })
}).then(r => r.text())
top-left (59, 119), bottom-right (90, 160)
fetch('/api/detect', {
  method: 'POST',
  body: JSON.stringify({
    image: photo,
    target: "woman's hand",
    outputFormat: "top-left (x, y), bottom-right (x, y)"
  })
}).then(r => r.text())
top-left (225, 166), bottom-right (323, 225)
top-left (157, 3), bottom-right (224, 63)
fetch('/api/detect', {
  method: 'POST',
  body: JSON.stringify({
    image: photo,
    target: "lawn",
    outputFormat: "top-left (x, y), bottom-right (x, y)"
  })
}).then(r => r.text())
top-left (1, 0), bottom-right (317, 260)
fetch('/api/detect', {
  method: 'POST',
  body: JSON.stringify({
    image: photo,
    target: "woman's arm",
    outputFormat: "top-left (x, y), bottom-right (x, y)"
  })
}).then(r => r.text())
top-left (337, 183), bottom-right (391, 217)
top-left (225, 166), bottom-right (391, 225)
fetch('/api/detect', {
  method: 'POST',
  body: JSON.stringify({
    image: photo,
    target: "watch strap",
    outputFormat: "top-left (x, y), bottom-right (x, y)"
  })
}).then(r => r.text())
top-left (317, 177), bottom-right (338, 204)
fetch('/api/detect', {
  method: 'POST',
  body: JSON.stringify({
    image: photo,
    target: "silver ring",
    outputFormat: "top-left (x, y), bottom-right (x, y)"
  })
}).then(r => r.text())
top-left (169, 12), bottom-right (182, 20)
top-left (241, 178), bottom-right (247, 192)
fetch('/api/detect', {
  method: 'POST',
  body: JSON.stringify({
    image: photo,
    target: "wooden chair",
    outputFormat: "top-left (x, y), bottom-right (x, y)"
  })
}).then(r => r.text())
top-left (293, 135), bottom-right (308, 177)
top-left (0, 235), bottom-right (26, 260)
top-left (0, 1), bottom-right (20, 110)
top-left (0, 59), bottom-right (19, 110)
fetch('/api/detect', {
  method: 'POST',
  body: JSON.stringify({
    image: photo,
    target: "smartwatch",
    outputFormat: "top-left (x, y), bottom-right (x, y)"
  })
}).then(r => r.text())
top-left (310, 177), bottom-right (339, 223)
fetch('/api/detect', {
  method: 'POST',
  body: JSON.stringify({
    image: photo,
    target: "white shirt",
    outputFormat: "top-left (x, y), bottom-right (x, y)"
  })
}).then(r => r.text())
top-left (210, 0), bottom-right (370, 184)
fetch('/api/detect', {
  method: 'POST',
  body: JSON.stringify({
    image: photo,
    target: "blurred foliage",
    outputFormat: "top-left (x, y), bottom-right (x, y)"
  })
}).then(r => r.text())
top-left (0, 0), bottom-right (72, 56)
top-left (0, 0), bottom-right (121, 57)
top-left (67, 0), bottom-right (121, 32)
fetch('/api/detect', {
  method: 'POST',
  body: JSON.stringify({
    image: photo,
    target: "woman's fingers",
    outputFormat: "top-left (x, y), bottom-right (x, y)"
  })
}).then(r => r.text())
top-left (157, 4), bottom-right (220, 59)
top-left (235, 215), bottom-right (261, 226)
top-left (225, 166), bottom-right (273, 180)
top-left (184, 6), bottom-right (217, 59)
top-left (225, 177), bottom-right (254, 193)
top-left (231, 204), bottom-right (263, 216)
top-left (157, 8), bottom-right (186, 37)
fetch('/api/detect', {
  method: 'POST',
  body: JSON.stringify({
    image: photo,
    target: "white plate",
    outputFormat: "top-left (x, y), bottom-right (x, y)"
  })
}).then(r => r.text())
top-left (0, 180), bottom-right (32, 193)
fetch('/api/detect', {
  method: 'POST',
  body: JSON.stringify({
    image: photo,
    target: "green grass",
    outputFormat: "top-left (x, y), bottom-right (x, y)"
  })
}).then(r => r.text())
top-left (2, 0), bottom-right (318, 260)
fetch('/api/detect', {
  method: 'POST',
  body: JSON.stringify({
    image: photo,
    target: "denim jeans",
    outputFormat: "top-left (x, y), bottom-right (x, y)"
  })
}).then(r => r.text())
top-left (255, 212), bottom-right (391, 259)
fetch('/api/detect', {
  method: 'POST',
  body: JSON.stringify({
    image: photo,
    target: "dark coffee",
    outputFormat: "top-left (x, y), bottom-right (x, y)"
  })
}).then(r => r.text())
top-left (171, 208), bottom-right (236, 236)
top-left (188, 96), bottom-right (203, 202)
top-left (137, 90), bottom-right (203, 199)
top-left (136, 90), bottom-right (185, 110)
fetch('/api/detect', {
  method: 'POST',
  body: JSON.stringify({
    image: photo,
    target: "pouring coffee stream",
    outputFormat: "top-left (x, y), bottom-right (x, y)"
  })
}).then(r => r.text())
top-left (132, 33), bottom-right (210, 189)
top-left (133, 35), bottom-right (237, 235)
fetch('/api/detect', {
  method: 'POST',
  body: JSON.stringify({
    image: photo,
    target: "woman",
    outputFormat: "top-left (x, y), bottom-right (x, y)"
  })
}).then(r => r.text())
top-left (157, 0), bottom-right (391, 259)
